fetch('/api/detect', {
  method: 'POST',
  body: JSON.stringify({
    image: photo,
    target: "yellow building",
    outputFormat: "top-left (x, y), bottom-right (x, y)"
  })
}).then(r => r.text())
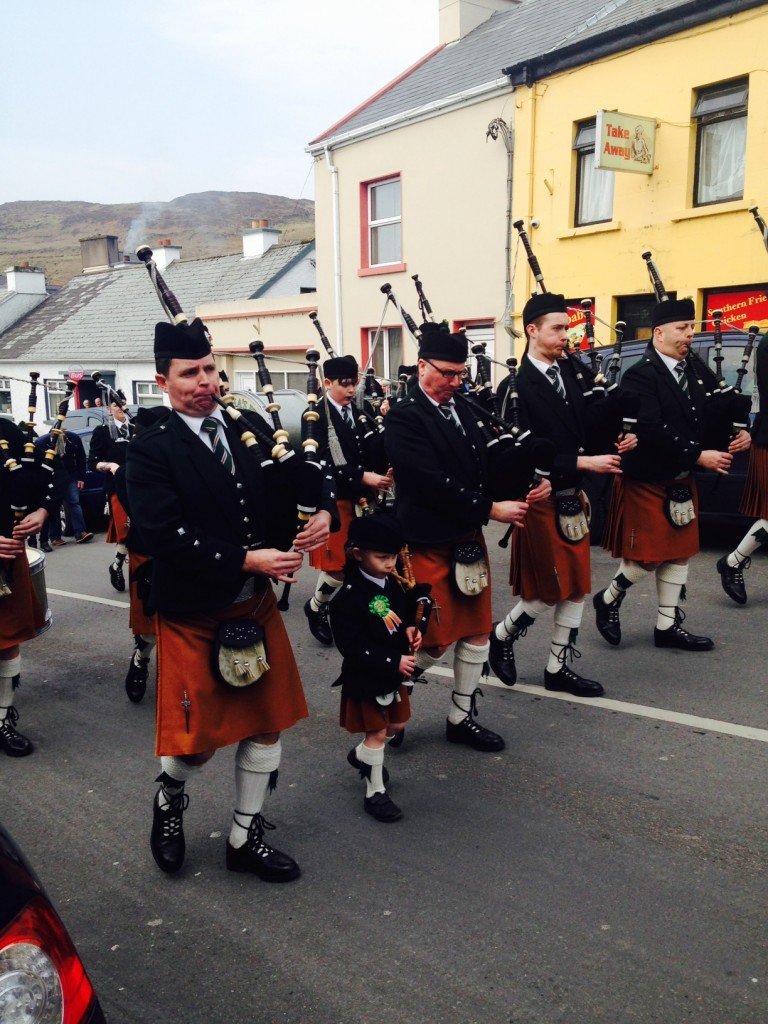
top-left (306, 0), bottom-right (768, 378)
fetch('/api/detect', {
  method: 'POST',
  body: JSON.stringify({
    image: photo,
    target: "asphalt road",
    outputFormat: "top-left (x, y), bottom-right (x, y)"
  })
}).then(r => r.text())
top-left (3, 526), bottom-right (767, 1024)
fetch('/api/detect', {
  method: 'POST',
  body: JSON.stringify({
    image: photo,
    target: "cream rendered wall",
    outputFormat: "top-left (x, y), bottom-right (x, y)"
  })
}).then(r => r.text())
top-left (199, 293), bottom-right (318, 385)
top-left (510, 5), bottom-right (768, 346)
top-left (313, 91), bottom-right (517, 367)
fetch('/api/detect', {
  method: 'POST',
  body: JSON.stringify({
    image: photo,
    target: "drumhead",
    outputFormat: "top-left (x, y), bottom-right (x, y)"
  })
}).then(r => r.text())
top-left (26, 547), bottom-right (45, 570)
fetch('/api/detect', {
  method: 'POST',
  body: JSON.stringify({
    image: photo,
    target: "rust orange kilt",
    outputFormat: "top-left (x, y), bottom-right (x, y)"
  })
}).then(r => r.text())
top-left (340, 684), bottom-right (411, 734)
top-left (0, 551), bottom-right (45, 651)
top-left (739, 444), bottom-right (768, 518)
top-left (106, 494), bottom-right (129, 545)
top-left (309, 498), bottom-right (354, 573)
top-left (408, 533), bottom-right (492, 648)
top-left (510, 496), bottom-right (591, 602)
top-left (155, 584), bottom-right (308, 756)
top-left (128, 551), bottom-right (156, 637)
top-left (603, 476), bottom-right (700, 562)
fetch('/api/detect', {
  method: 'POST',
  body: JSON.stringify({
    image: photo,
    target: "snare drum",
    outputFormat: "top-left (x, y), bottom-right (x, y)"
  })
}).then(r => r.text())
top-left (26, 547), bottom-right (52, 636)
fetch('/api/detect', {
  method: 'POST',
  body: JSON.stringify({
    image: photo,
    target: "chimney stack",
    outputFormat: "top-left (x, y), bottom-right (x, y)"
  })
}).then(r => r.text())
top-left (5, 264), bottom-right (47, 295)
top-left (243, 219), bottom-right (282, 260)
top-left (152, 239), bottom-right (182, 272)
top-left (80, 235), bottom-right (120, 274)
top-left (439, 0), bottom-right (520, 45)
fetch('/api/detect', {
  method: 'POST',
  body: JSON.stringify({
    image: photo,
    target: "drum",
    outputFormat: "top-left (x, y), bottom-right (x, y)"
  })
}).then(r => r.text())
top-left (26, 547), bottom-right (52, 636)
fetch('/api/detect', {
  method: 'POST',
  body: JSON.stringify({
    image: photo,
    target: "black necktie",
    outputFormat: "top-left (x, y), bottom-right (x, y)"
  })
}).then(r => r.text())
top-left (674, 361), bottom-right (690, 396)
top-left (438, 403), bottom-right (465, 436)
top-left (342, 406), bottom-right (354, 428)
top-left (546, 366), bottom-right (566, 400)
top-left (202, 417), bottom-right (235, 475)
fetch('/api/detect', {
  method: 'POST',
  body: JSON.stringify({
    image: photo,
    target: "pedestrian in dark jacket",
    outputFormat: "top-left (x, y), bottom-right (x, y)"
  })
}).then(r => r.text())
top-left (34, 430), bottom-right (92, 548)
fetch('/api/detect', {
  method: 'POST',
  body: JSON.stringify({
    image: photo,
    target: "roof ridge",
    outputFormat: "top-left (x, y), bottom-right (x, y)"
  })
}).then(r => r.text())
top-left (553, 0), bottom-right (633, 49)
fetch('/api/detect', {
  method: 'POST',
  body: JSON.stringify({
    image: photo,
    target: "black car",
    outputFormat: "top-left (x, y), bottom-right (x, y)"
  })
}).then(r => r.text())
top-left (0, 821), bottom-right (106, 1022)
top-left (583, 330), bottom-right (761, 540)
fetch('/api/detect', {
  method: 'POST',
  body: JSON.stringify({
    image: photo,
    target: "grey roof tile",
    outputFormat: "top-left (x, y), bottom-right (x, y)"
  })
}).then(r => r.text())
top-left (312, 0), bottom-right (720, 142)
top-left (0, 242), bottom-right (314, 363)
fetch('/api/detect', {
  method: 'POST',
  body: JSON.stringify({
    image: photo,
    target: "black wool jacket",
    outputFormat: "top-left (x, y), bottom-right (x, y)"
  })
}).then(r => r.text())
top-left (384, 386), bottom-right (493, 546)
top-left (306, 399), bottom-right (387, 502)
top-left (89, 421), bottom-right (131, 497)
top-left (750, 334), bottom-right (768, 447)
top-left (126, 411), bottom-right (337, 615)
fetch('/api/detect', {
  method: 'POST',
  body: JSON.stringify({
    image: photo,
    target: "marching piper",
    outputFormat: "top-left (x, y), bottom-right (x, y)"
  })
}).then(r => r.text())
top-left (127, 317), bottom-right (334, 881)
top-left (594, 298), bottom-right (750, 648)
top-left (90, 396), bottom-right (132, 591)
top-left (489, 293), bottom-right (634, 697)
top-left (0, 417), bottom-right (49, 756)
top-left (304, 354), bottom-right (392, 646)
top-left (330, 512), bottom-right (431, 823)
top-left (717, 328), bottom-right (768, 604)
top-left (384, 322), bottom-right (543, 752)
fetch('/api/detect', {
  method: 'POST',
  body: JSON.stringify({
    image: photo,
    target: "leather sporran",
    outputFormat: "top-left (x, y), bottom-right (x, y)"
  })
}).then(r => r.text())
top-left (555, 489), bottom-right (589, 544)
top-left (665, 483), bottom-right (696, 528)
top-left (451, 541), bottom-right (489, 597)
top-left (213, 620), bottom-right (269, 688)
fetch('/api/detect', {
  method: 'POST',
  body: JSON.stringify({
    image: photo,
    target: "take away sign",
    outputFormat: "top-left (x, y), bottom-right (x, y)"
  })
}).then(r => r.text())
top-left (595, 110), bottom-right (656, 175)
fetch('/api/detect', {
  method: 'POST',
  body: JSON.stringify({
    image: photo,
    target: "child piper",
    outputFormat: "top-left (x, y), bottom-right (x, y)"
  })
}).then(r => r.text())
top-left (330, 512), bottom-right (431, 823)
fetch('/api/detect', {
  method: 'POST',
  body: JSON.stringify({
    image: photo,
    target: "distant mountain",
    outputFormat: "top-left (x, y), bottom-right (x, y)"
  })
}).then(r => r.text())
top-left (0, 191), bottom-right (315, 286)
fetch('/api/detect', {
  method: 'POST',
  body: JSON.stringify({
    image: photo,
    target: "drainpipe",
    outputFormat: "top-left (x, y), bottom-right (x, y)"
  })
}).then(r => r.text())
top-left (486, 117), bottom-right (517, 344)
top-left (324, 144), bottom-right (344, 352)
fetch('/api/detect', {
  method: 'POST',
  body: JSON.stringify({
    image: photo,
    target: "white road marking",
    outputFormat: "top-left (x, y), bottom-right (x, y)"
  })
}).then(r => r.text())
top-left (48, 588), bottom-right (129, 610)
top-left (426, 666), bottom-right (768, 744)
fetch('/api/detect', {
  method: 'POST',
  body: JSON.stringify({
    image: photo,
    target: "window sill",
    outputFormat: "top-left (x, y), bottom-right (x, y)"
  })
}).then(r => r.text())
top-left (358, 262), bottom-right (407, 278)
top-left (557, 221), bottom-right (622, 239)
top-left (671, 200), bottom-right (750, 222)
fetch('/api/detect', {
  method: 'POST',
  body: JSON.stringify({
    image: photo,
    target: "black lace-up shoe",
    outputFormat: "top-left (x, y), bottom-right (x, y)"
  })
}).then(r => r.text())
top-left (109, 562), bottom-right (126, 592)
top-left (226, 814), bottom-right (301, 882)
top-left (125, 655), bottom-right (149, 704)
top-left (593, 590), bottom-right (625, 646)
top-left (0, 707), bottom-right (33, 757)
top-left (364, 791), bottom-right (403, 823)
top-left (388, 728), bottom-right (405, 749)
top-left (150, 789), bottom-right (188, 874)
top-left (654, 622), bottom-right (714, 651)
top-left (347, 748), bottom-right (389, 784)
top-left (445, 715), bottom-right (505, 752)
top-left (544, 664), bottom-right (605, 698)
top-left (488, 626), bottom-right (518, 686)
top-left (304, 599), bottom-right (333, 646)
top-left (716, 555), bottom-right (749, 606)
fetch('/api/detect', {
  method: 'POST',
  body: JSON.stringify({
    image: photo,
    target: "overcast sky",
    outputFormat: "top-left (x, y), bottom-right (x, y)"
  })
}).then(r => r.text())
top-left (2, 0), bottom-right (437, 206)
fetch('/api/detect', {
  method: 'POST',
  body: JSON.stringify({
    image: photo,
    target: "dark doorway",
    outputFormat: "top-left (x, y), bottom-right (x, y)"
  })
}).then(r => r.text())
top-left (616, 292), bottom-right (676, 342)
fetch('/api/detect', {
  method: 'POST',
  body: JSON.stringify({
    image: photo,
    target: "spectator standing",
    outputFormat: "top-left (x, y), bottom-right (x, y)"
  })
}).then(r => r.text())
top-left (34, 430), bottom-right (93, 549)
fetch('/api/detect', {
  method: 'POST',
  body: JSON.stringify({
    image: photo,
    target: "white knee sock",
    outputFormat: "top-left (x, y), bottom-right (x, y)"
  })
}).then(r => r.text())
top-left (229, 740), bottom-right (282, 849)
top-left (495, 599), bottom-right (551, 640)
top-left (728, 520), bottom-right (768, 566)
top-left (134, 634), bottom-right (157, 664)
top-left (310, 572), bottom-right (342, 612)
top-left (355, 741), bottom-right (386, 798)
top-left (655, 562), bottom-right (688, 630)
top-left (602, 560), bottom-right (649, 605)
top-left (0, 655), bottom-right (21, 722)
top-left (547, 600), bottom-right (584, 673)
top-left (414, 649), bottom-right (441, 674)
top-left (157, 754), bottom-right (203, 808)
top-left (450, 640), bottom-right (489, 724)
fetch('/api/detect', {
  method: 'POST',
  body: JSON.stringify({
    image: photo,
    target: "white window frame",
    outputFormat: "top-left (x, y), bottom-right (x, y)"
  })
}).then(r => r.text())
top-left (368, 326), bottom-right (403, 381)
top-left (135, 381), bottom-right (164, 407)
top-left (368, 177), bottom-right (402, 267)
top-left (693, 79), bottom-right (748, 207)
top-left (0, 378), bottom-right (11, 415)
top-left (574, 120), bottom-right (615, 226)
top-left (45, 379), bottom-right (69, 419)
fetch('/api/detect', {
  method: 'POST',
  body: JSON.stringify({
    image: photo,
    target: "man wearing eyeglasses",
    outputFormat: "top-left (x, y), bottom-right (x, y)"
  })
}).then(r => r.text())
top-left (384, 322), bottom-right (541, 752)
top-left (304, 354), bottom-right (393, 646)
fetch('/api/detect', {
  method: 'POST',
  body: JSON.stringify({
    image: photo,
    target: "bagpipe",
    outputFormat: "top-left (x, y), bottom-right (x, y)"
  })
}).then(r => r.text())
top-left (512, 220), bottom-right (605, 402)
top-left (641, 250), bottom-right (752, 445)
top-left (382, 276), bottom-right (555, 508)
top-left (91, 373), bottom-right (135, 430)
top-left (136, 244), bottom-right (325, 576)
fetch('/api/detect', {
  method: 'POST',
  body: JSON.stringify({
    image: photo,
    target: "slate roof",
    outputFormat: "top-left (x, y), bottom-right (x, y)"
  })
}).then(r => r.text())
top-left (311, 0), bottom-right (749, 144)
top-left (0, 241), bottom-right (314, 363)
top-left (0, 287), bottom-right (48, 337)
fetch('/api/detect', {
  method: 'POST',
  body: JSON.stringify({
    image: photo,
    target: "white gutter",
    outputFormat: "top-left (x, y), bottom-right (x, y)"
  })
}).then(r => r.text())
top-left (324, 144), bottom-right (344, 352)
top-left (308, 77), bottom-right (511, 156)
